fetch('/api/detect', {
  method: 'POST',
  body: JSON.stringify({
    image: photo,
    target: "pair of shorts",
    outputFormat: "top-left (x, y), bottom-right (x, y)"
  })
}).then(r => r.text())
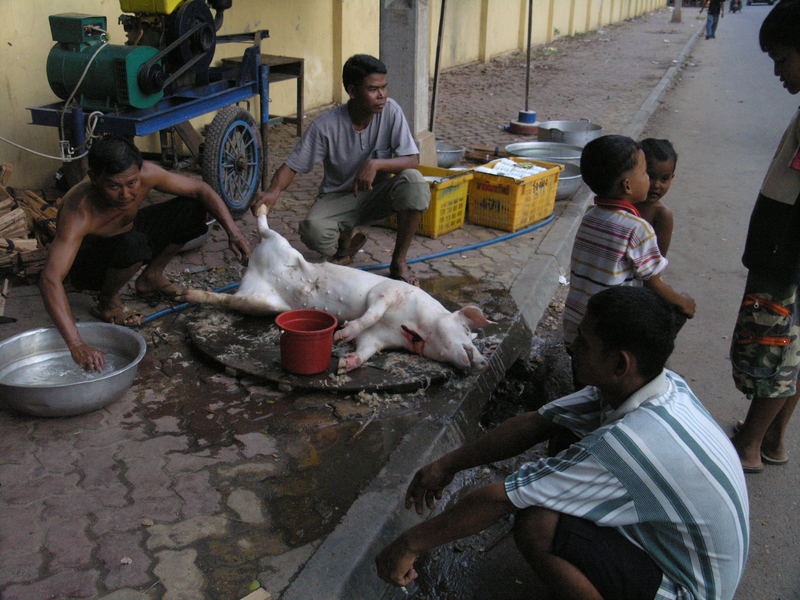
top-left (298, 169), bottom-right (430, 256)
top-left (552, 515), bottom-right (662, 600)
top-left (69, 196), bottom-right (207, 291)
top-left (731, 270), bottom-right (800, 399)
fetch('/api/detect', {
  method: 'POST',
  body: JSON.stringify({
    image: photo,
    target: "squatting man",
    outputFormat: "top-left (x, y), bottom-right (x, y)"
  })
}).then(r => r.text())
top-left (377, 287), bottom-right (749, 600)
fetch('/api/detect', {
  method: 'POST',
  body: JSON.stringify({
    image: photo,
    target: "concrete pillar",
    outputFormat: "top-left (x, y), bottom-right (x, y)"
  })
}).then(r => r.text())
top-left (379, 0), bottom-right (436, 166)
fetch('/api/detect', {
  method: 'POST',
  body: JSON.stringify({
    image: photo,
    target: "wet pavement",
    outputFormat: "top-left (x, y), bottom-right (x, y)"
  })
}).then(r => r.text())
top-left (0, 8), bottom-right (702, 600)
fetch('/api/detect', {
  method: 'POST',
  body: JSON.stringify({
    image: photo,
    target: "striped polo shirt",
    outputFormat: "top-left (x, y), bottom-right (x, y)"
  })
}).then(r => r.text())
top-left (564, 206), bottom-right (667, 343)
top-left (505, 370), bottom-right (749, 600)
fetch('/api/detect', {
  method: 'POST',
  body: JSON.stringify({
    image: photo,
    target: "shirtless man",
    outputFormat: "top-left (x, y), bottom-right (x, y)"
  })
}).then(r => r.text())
top-left (40, 135), bottom-right (251, 371)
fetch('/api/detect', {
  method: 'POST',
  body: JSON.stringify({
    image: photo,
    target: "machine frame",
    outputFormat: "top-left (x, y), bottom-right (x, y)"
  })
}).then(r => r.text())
top-left (28, 29), bottom-right (272, 214)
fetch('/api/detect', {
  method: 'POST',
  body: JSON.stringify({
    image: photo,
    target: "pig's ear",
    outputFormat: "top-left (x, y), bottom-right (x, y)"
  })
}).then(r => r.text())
top-left (457, 305), bottom-right (494, 329)
top-left (401, 325), bottom-right (426, 355)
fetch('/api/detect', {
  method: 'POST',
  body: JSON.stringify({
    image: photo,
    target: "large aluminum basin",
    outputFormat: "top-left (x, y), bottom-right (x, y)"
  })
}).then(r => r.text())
top-left (0, 323), bottom-right (147, 417)
top-left (504, 141), bottom-right (583, 165)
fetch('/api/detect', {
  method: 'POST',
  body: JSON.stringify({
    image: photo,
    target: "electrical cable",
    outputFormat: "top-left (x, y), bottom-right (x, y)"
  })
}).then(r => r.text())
top-left (0, 110), bottom-right (104, 162)
top-left (141, 213), bottom-right (557, 324)
top-left (0, 31), bottom-right (108, 162)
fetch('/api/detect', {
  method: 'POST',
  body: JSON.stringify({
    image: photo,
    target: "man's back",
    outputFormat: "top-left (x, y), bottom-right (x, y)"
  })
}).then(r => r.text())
top-left (507, 370), bottom-right (749, 599)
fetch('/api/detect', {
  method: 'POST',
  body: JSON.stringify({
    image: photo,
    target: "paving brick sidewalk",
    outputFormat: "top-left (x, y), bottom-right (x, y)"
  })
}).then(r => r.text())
top-left (0, 8), bottom-right (701, 600)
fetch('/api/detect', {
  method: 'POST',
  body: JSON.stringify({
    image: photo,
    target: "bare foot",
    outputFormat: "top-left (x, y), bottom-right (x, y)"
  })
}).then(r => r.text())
top-left (91, 296), bottom-right (143, 327)
top-left (389, 264), bottom-right (419, 287)
top-left (135, 273), bottom-right (182, 297)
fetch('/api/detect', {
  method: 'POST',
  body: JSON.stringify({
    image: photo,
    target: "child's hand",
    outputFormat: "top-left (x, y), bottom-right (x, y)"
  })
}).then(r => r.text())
top-left (678, 294), bottom-right (696, 319)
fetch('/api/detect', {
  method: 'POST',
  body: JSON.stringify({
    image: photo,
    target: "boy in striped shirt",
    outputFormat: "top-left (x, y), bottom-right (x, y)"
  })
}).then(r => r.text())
top-left (564, 135), bottom-right (695, 345)
top-left (376, 287), bottom-right (748, 600)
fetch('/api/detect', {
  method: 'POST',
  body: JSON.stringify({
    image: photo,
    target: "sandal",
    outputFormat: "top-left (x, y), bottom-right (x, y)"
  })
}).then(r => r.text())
top-left (90, 304), bottom-right (143, 327)
top-left (761, 450), bottom-right (789, 466)
top-left (330, 232), bottom-right (367, 265)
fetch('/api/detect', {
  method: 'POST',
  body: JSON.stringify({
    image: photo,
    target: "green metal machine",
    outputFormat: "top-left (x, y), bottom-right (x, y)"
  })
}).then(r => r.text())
top-left (46, 13), bottom-right (164, 111)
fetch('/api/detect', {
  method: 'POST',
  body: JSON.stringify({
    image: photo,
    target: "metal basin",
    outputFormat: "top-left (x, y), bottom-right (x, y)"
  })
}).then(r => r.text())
top-left (436, 141), bottom-right (465, 168)
top-left (0, 323), bottom-right (147, 417)
top-left (504, 141), bottom-right (584, 165)
top-left (556, 163), bottom-right (583, 200)
top-left (536, 119), bottom-right (603, 147)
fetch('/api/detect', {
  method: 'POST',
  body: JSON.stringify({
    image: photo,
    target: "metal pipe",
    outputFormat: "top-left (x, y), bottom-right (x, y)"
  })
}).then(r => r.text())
top-left (429, 0), bottom-right (446, 133)
top-left (525, 0), bottom-right (533, 111)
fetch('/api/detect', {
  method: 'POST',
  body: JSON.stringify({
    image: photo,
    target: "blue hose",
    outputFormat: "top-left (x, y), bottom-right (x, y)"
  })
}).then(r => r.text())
top-left (142, 213), bottom-right (556, 324)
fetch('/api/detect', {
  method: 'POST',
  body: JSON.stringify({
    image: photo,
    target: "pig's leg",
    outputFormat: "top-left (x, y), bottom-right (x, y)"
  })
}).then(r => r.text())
top-left (178, 289), bottom-right (291, 315)
top-left (337, 333), bottom-right (383, 374)
top-left (333, 291), bottom-right (397, 343)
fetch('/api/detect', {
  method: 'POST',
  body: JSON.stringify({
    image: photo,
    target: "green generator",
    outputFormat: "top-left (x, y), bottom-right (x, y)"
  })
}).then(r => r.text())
top-left (46, 13), bottom-right (164, 111)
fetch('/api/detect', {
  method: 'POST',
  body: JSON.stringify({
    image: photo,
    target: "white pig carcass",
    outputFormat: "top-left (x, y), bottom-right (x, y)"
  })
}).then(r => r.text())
top-left (178, 208), bottom-right (493, 374)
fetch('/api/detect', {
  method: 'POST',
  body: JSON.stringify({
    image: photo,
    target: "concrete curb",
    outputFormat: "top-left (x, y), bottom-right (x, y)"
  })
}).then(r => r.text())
top-left (281, 21), bottom-right (704, 600)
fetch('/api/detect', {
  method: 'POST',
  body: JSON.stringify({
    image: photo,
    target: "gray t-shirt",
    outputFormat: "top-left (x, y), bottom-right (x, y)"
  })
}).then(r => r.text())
top-left (285, 97), bottom-right (419, 194)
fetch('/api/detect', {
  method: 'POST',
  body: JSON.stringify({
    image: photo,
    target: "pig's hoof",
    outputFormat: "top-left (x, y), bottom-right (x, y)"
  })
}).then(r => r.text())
top-left (337, 353), bottom-right (362, 374)
top-left (335, 326), bottom-right (357, 344)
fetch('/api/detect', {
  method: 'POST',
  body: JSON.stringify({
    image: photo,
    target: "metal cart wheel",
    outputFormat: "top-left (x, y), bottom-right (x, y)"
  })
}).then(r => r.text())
top-left (202, 105), bottom-right (262, 216)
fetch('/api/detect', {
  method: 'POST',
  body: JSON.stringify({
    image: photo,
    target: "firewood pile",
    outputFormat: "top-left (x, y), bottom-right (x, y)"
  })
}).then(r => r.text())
top-left (0, 164), bottom-right (57, 278)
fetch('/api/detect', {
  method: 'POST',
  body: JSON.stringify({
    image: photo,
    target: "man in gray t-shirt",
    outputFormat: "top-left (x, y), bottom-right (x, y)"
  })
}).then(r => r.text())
top-left (251, 54), bottom-right (430, 285)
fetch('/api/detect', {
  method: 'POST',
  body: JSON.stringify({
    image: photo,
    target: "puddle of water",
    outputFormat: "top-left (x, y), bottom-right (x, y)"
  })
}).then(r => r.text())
top-left (267, 414), bottom-right (417, 547)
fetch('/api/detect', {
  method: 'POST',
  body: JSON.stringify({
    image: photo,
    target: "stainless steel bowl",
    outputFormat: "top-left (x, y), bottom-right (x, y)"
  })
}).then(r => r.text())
top-left (0, 323), bottom-right (147, 417)
top-left (556, 163), bottom-right (583, 200)
top-left (504, 142), bottom-right (584, 165)
top-left (436, 141), bottom-right (465, 168)
top-left (536, 119), bottom-right (603, 147)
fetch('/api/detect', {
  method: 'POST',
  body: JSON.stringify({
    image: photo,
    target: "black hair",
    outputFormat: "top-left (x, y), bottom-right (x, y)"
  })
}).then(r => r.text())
top-left (760, 0), bottom-right (800, 53)
top-left (342, 54), bottom-right (387, 91)
top-left (640, 138), bottom-right (678, 166)
top-left (580, 135), bottom-right (641, 198)
top-left (88, 135), bottom-right (143, 177)
top-left (586, 286), bottom-right (677, 381)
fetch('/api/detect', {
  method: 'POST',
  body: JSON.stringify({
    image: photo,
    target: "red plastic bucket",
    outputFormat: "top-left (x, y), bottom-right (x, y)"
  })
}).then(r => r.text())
top-left (275, 309), bottom-right (338, 375)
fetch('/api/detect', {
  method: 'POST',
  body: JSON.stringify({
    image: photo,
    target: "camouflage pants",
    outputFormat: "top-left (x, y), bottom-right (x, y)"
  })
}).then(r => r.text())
top-left (731, 272), bottom-right (800, 399)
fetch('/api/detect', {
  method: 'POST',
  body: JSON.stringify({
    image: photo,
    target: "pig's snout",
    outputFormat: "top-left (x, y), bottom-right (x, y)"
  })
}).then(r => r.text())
top-left (467, 344), bottom-right (488, 369)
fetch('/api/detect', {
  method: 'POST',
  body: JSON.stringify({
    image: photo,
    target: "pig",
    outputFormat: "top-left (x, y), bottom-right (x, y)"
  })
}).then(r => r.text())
top-left (177, 206), bottom-right (493, 374)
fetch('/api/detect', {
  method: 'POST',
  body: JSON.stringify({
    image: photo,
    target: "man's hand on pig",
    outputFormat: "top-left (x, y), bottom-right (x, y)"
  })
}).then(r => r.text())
top-left (250, 190), bottom-right (280, 215)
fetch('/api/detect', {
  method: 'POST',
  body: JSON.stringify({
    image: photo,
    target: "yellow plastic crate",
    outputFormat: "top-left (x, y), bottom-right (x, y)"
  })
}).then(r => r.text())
top-left (468, 158), bottom-right (562, 232)
top-left (119, 0), bottom-right (184, 14)
top-left (383, 165), bottom-right (473, 239)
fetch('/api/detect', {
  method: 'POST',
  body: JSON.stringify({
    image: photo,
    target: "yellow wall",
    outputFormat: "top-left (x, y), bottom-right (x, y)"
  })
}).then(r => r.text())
top-left (0, 0), bottom-right (666, 187)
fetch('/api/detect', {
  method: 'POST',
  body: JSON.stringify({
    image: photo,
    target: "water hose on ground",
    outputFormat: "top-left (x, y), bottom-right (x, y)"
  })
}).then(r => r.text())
top-left (142, 213), bottom-right (556, 324)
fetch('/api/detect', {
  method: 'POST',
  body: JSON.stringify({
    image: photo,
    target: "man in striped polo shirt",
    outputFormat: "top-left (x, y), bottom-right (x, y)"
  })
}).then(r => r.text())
top-left (377, 287), bottom-right (749, 600)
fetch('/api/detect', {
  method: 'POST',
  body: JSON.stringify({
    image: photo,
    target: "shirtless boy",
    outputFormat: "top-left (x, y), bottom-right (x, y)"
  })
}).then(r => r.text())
top-left (39, 135), bottom-right (251, 371)
top-left (639, 138), bottom-right (677, 256)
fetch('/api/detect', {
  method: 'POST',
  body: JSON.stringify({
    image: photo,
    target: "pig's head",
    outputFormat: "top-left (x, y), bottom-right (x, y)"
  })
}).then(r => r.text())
top-left (401, 305), bottom-right (494, 371)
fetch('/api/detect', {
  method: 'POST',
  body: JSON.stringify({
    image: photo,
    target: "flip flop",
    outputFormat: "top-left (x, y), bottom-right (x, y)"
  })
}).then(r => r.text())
top-left (330, 232), bottom-right (367, 265)
top-left (90, 305), bottom-right (143, 327)
top-left (761, 450), bottom-right (789, 466)
top-left (742, 464), bottom-right (764, 474)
